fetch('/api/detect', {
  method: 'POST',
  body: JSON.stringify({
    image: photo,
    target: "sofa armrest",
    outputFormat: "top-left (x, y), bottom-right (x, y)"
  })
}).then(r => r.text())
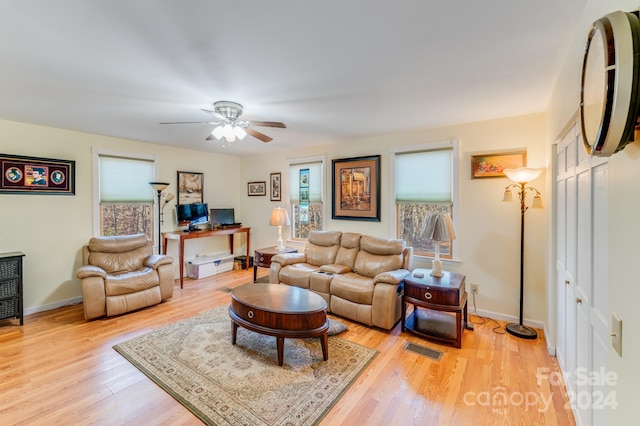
top-left (320, 264), bottom-right (351, 274)
top-left (373, 269), bottom-right (411, 286)
top-left (271, 252), bottom-right (307, 266)
top-left (76, 265), bottom-right (107, 280)
top-left (145, 254), bottom-right (174, 270)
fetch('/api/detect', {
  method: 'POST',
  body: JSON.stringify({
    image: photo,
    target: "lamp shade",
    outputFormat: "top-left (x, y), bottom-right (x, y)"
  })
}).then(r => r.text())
top-left (269, 207), bottom-right (290, 226)
top-left (421, 212), bottom-right (456, 242)
top-left (503, 167), bottom-right (544, 184)
top-left (164, 192), bottom-right (175, 202)
top-left (149, 182), bottom-right (169, 191)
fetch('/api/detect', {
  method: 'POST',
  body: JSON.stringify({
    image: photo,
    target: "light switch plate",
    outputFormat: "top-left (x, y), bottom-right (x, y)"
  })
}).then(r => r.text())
top-left (611, 313), bottom-right (622, 356)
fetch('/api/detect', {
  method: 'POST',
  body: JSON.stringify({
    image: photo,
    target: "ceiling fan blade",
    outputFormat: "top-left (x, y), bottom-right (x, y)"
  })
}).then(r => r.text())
top-left (246, 127), bottom-right (273, 143)
top-left (205, 135), bottom-right (215, 141)
top-left (201, 108), bottom-right (225, 120)
top-left (248, 120), bottom-right (286, 128)
top-left (159, 121), bottom-right (221, 125)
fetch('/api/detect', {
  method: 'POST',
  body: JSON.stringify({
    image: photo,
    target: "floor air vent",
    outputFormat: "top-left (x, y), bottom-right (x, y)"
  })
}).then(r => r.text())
top-left (404, 342), bottom-right (443, 361)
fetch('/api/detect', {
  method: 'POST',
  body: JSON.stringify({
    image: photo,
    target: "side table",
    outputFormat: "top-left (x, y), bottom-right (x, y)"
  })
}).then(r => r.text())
top-left (401, 268), bottom-right (471, 348)
top-left (254, 246), bottom-right (297, 282)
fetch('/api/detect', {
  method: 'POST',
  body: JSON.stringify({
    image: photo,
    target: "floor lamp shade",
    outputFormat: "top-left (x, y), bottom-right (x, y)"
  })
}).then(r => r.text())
top-left (269, 207), bottom-right (290, 251)
top-left (421, 212), bottom-right (456, 277)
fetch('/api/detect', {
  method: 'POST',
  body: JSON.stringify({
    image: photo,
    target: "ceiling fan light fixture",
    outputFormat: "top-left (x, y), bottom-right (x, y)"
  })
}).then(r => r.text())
top-left (211, 125), bottom-right (224, 140)
top-left (235, 126), bottom-right (247, 140)
top-left (223, 124), bottom-right (235, 141)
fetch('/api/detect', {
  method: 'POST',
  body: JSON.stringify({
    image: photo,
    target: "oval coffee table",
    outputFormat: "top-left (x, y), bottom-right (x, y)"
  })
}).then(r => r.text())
top-left (229, 283), bottom-right (329, 366)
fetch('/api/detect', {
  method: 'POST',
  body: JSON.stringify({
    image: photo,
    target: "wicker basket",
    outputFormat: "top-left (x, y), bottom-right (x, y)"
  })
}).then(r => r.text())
top-left (0, 298), bottom-right (18, 319)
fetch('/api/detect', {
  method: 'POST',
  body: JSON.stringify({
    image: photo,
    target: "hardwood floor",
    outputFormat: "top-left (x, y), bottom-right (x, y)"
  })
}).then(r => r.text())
top-left (0, 269), bottom-right (575, 425)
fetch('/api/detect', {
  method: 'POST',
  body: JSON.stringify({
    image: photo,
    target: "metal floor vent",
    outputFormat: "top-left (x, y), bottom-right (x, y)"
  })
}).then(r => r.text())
top-left (404, 342), bottom-right (443, 361)
top-left (216, 286), bottom-right (233, 293)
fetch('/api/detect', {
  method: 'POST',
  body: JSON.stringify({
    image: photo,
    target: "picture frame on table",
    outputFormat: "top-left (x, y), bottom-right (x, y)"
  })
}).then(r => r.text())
top-left (177, 171), bottom-right (204, 204)
top-left (270, 172), bottom-right (281, 201)
top-left (248, 181), bottom-right (266, 196)
top-left (0, 153), bottom-right (75, 195)
top-left (471, 151), bottom-right (527, 179)
top-left (332, 155), bottom-right (381, 221)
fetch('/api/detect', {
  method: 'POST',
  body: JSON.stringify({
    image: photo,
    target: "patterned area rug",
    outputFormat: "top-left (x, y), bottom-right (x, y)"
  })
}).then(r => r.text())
top-left (114, 305), bottom-right (377, 425)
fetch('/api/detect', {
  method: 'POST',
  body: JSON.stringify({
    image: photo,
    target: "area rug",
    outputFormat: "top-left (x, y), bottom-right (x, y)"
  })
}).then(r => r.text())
top-left (113, 305), bottom-right (377, 425)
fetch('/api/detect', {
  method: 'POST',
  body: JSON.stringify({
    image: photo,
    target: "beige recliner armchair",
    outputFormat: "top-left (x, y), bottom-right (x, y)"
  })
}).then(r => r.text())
top-left (76, 234), bottom-right (174, 320)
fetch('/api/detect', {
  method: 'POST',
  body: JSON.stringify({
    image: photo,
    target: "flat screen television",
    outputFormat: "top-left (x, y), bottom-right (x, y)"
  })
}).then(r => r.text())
top-left (176, 203), bottom-right (209, 231)
top-left (209, 208), bottom-right (236, 225)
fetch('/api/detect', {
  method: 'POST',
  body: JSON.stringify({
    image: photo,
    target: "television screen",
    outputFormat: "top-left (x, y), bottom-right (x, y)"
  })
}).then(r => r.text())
top-left (210, 208), bottom-right (235, 225)
top-left (176, 203), bottom-right (209, 227)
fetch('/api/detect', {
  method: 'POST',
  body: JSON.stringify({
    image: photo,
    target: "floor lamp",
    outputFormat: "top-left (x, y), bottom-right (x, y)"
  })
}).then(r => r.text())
top-left (149, 182), bottom-right (170, 254)
top-left (502, 167), bottom-right (544, 339)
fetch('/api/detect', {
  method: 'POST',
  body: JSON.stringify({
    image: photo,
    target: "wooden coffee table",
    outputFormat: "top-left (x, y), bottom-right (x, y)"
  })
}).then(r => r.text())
top-left (229, 283), bottom-right (329, 366)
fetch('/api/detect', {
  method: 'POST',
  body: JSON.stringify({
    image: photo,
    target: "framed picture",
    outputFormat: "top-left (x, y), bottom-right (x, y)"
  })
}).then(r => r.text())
top-left (332, 155), bottom-right (380, 221)
top-left (248, 181), bottom-right (266, 196)
top-left (0, 153), bottom-right (75, 195)
top-left (471, 151), bottom-right (527, 179)
top-left (270, 172), bottom-right (281, 201)
top-left (177, 171), bottom-right (203, 204)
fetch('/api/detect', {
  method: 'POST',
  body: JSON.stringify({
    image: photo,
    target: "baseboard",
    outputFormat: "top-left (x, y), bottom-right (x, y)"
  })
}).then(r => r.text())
top-left (24, 296), bottom-right (83, 316)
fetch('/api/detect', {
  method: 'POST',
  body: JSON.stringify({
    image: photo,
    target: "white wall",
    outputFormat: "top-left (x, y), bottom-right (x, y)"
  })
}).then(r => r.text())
top-left (241, 113), bottom-right (549, 325)
top-left (547, 0), bottom-right (640, 421)
top-left (0, 119), bottom-right (244, 312)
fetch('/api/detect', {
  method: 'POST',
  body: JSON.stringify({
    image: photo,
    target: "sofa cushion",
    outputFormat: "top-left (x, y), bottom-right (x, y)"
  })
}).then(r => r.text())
top-left (334, 232), bottom-right (361, 270)
top-left (353, 236), bottom-right (405, 278)
top-left (305, 231), bottom-right (342, 266)
top-left (330, 273), bottom-right (374, 305)
top-left (278, 263), bottom-right (321, 288)
top-left (104, 267), bottom-right (160, 296)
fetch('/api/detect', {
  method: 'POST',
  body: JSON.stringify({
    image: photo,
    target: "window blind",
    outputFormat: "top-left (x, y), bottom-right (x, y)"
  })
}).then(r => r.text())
top-left (395, 148), bottom-right (452, 203)
top-left (289, 161), bottom-right (322, 203)
top-left (99, 155), bottom-right (155, 203)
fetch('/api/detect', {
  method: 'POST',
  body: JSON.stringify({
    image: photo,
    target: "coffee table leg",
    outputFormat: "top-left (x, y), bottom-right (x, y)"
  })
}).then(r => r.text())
top-left (320, 332), bottom-right (329, 361)
top-left (277, 337), bottom-right (284, 366)
top-left (231, 321), bottom-right (238, 345)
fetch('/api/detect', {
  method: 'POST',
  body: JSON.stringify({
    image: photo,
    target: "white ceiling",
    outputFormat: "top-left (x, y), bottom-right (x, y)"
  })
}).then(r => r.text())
top-left (0, 1), bottom-right (587, 156)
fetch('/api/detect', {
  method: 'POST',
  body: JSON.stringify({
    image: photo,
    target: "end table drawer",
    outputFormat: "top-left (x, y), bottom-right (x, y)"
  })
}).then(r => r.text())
top-left (404, 283), bottom-right (463, 306)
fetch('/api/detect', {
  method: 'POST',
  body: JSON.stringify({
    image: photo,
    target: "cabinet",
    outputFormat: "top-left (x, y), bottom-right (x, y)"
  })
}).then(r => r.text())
top-left (0, 252), bottom-right (25, 325)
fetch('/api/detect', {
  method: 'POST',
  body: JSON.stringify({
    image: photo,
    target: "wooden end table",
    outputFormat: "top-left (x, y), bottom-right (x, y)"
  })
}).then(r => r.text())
top-left (253, 246), bottom-right (297, 282)
top-left (401, 268), bottom-right (471, 348)
top-left (229, 283), bottom-right (329, 366)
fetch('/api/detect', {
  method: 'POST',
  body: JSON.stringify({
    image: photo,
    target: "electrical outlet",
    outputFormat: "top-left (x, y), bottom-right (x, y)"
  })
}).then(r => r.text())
top-left (471, 283), bottom-right (479, 294)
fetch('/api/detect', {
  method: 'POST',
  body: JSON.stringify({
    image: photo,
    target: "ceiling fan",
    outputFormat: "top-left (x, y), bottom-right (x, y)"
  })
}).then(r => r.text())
top-left (160, 100), bottom-right (286, 143)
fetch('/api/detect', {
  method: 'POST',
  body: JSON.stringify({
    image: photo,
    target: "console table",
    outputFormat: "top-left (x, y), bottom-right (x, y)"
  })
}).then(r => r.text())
top-left (163, 227), bottom-right (251, 288)
top-left (402, 268), bottom-right (470, 348)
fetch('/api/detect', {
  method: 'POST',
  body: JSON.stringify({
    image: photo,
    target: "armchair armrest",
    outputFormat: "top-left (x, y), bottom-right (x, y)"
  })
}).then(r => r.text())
top-left (271, 252), bottom-right (306, 266)
top-left (373, 269), bottom-right (410, 286)
top-left (76, 265), bottom-right (107, 280)
top-left (145, 254), bottom-right (173, 270)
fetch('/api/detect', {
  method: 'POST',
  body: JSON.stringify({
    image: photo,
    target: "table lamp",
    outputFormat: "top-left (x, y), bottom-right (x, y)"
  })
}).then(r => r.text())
top-left (421, 212), bottom-right (456, 277)
top-left (269, 207), bottom-right (290, 251)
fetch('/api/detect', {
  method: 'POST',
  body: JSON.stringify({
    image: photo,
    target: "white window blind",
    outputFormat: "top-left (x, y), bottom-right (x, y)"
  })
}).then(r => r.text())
top-left (289, 161), bottom-right (322, 202)
top-left (395, 148), bottom-right (452, 202)
top-left (99, 155), bottom-right (154, 203)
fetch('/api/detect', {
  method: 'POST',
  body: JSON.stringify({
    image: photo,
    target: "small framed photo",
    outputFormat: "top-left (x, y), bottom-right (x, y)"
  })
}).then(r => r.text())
top-left (177, 171), bottom-right (203, 204)
top-left (270, 172), bottom-right (281, 201)
top-left (471, 151), bottom-right (527, 179)
top-left (248, 181), bottom-right (266, 196)
top-left (0, 153), bottom-right (75, 195)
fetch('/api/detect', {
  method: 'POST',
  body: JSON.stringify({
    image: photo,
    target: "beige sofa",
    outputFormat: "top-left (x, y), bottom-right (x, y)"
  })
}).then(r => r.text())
top-left (269, 231), bottom-right (412, 330)
top-left (76, 234), bottom-right (174, 320)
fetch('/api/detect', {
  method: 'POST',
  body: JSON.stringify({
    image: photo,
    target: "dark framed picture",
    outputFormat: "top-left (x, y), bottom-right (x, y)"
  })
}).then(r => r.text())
top-left (0, 153), bottom-right (75, 195)
top-left (270, 172), bottom-right (281, 201)
top-left (248, 181), bottom-right (266, 196)
top-left (177, 171), bottom-right (203, 204)
top-left (471, 151), bottom-right (527, 178)
top-left (332, 155), bottom-right (380, 221)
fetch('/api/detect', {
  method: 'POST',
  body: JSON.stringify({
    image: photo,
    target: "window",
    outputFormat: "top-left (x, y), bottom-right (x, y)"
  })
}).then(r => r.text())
top-left (393, 141), bottom-right (459, 258)
top-left (94, 152), bottom-right (155, 240)
top-left (289, 157), bottom-right (324, 239)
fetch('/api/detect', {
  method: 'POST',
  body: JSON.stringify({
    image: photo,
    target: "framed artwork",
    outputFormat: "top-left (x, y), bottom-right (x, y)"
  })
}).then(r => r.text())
top-left (177, 171), bottom-right (203, 204)
top-left (471, 151), bottom-right (527, 179)
top-left (248, 181), bottom-right (266, 196)
top-left (0, 153), bottom-right (75, 195)
top-left (332, 155), bottom-right (381, 221)
top-left (270, 172), bottom-right (281, 201)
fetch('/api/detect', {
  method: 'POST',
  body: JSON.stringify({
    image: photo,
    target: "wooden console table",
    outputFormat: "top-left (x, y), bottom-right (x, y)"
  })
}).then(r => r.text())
top-left (163, 227), bottom-right (251, 288)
